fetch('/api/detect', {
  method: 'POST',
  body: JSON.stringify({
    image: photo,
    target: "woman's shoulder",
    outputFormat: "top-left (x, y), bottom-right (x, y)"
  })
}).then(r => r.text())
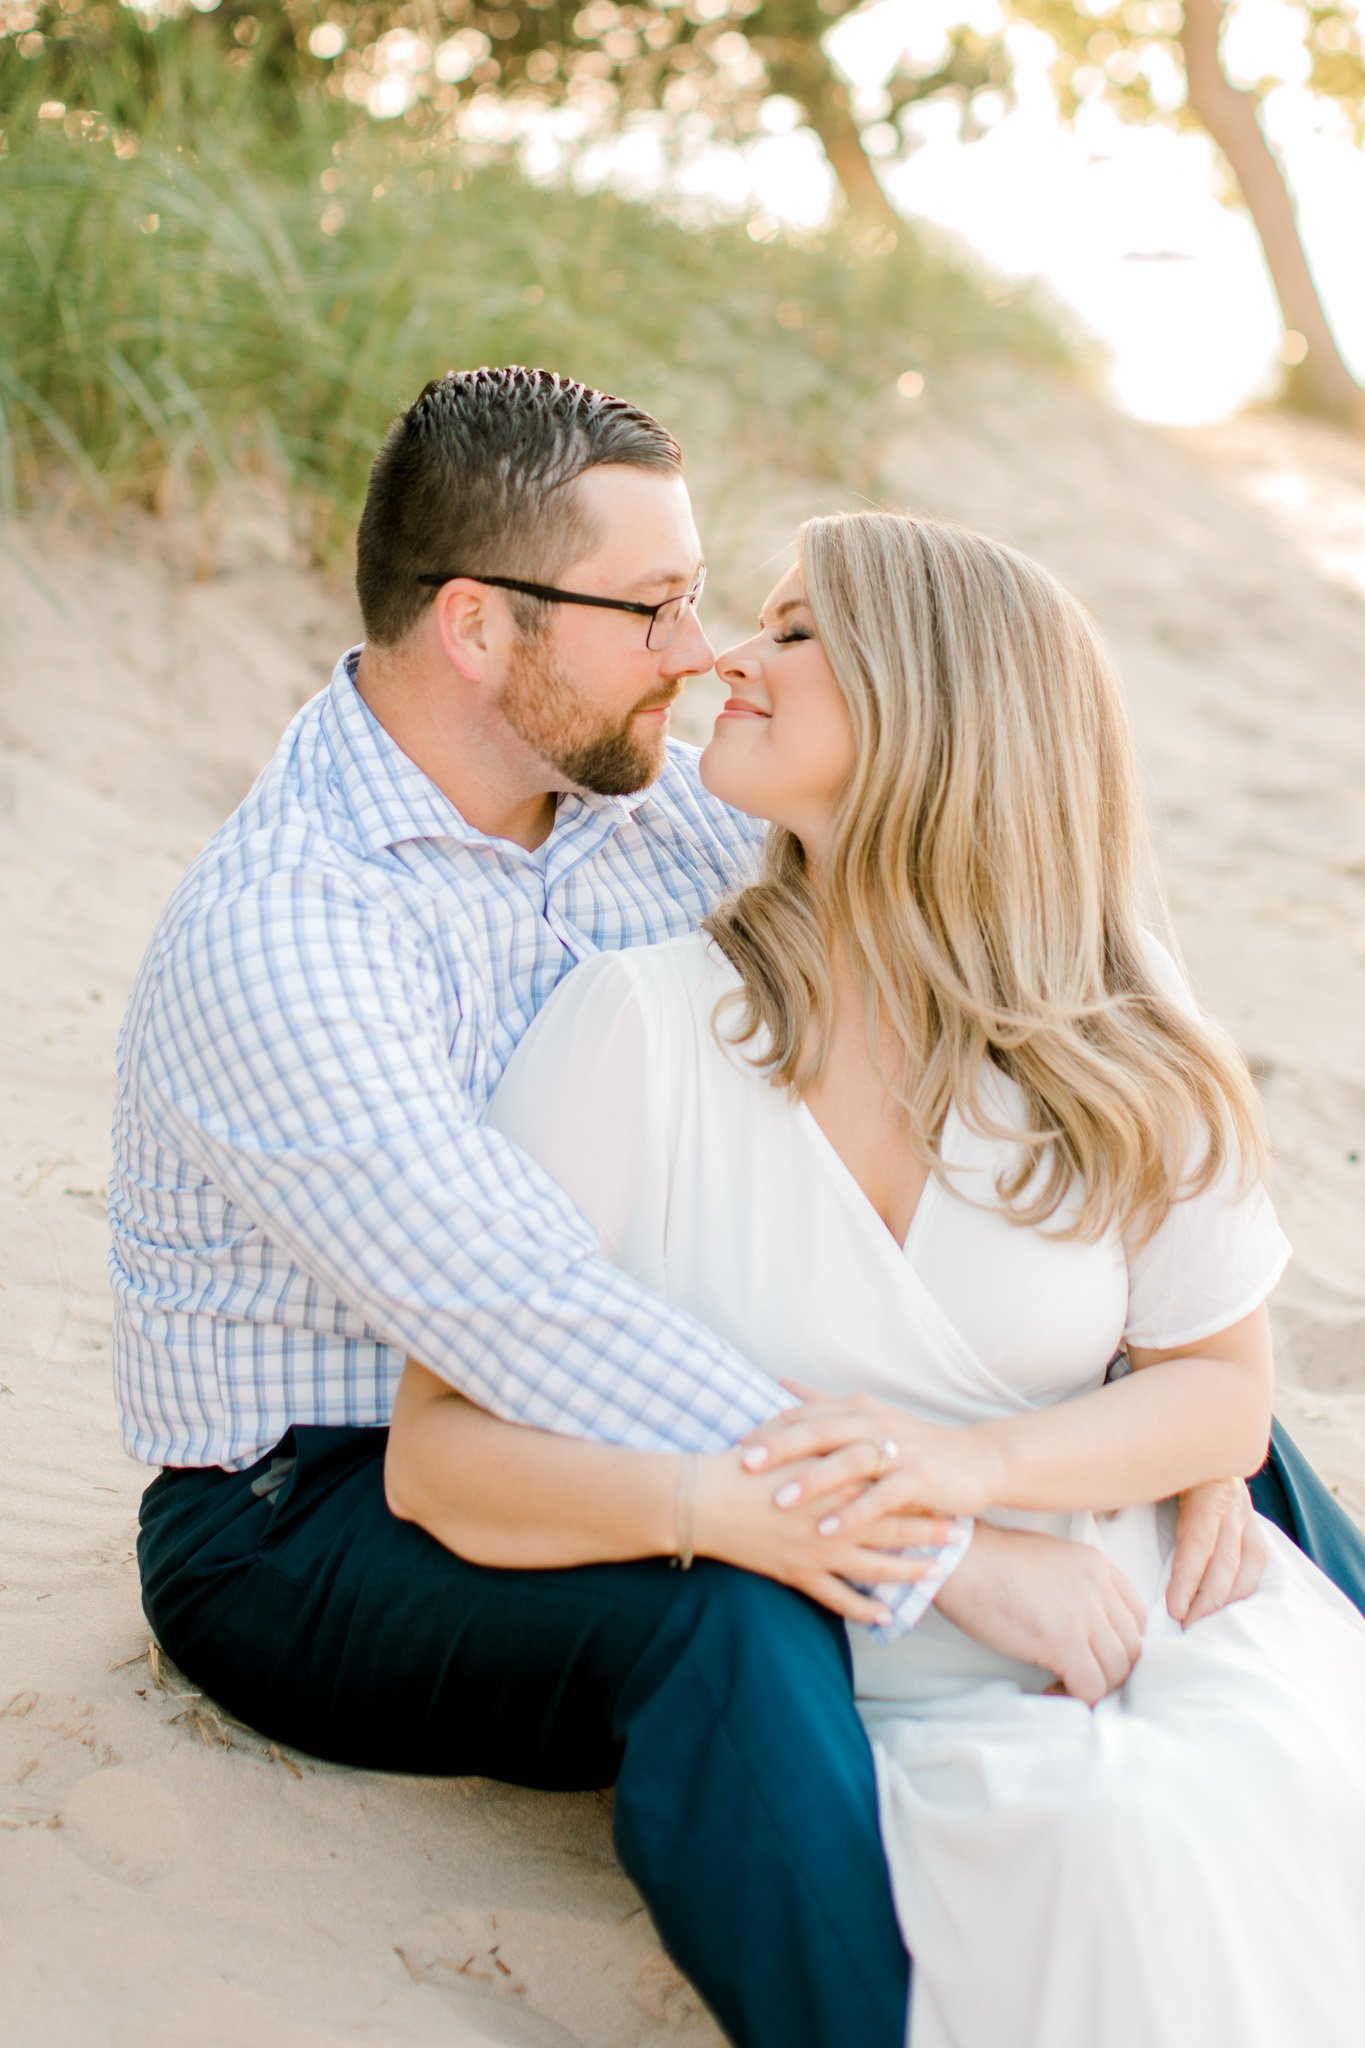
top-left (562, 930), bottom-right (738, 1007)
top-left (514, 931), bottom-right (734, 1058)
top-left (488, 932), bottom-right (740, 1158)
top-left (955, 928), bottom-right (1202, 1161)
top-left (1134, 925), bottom-right (1199, 1019)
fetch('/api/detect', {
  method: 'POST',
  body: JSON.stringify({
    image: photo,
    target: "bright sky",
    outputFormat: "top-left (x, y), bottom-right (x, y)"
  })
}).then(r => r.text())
top-left (343, 0), bottom-right (1363, 426)
top-left (536, 0), bottom-right (1365, 426)
top-left (839, 0), bottom-right (1365, 423)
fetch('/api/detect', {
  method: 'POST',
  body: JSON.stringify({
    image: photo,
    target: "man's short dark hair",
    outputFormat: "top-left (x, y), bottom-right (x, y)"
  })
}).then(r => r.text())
top-left (355, 366), bottom-right (684, 646)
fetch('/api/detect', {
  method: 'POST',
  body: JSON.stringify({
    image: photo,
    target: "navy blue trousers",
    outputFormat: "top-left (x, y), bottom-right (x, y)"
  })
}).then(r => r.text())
top-left (139, 1424), bottom-right (908, 2048)
top-left (1250, 1415), bottom-right (1365, 1609)
top-left (139, 1416), bottom-right (1365, 2048)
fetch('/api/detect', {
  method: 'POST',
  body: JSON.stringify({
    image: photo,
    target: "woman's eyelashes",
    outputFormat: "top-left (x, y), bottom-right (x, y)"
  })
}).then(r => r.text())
top-left (772, 628), bottom-right (810, 645)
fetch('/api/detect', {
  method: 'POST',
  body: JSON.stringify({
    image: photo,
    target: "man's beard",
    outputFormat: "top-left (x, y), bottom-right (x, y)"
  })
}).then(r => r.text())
top-left (498, 636), bottom-right (675, 797)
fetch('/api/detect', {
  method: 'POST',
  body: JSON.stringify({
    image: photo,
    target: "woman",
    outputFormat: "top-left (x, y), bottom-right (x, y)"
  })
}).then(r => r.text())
top-left (387, 513), bottom-right (1365, 2046)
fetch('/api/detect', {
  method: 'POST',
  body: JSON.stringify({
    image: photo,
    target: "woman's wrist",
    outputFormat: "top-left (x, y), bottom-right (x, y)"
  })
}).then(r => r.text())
top-left (673, 1452), bottom-right (700, 1568)
top-left (953, 1419), bottom-right (1015, 1513)
top-left (688, 1449), bottom-right (768, 1568)
top-left (687, 1450), bottom-right (724, 1562)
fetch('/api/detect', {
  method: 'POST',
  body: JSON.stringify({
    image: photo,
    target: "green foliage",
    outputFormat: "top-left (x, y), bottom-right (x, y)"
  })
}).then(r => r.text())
top-left (0, 1), bottom-right (315, 138)
top-left (0, 90), bottom-right (1074, 549)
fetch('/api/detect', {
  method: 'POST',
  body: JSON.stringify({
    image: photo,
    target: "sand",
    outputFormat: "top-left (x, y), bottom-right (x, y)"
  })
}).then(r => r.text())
top-left (2, 376), bottom-right (1363, 2043)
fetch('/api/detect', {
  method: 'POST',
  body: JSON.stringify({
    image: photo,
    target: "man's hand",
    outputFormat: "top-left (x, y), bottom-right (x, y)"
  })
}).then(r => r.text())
top-left (1168, 1476), bottom-right (1266, 1626)
top-left (934, 1523), bottom-right (1147, 1705)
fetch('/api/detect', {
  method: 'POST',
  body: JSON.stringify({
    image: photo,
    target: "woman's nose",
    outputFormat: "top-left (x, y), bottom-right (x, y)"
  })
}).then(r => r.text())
top-left (715, 637), bottom-right (761, 684)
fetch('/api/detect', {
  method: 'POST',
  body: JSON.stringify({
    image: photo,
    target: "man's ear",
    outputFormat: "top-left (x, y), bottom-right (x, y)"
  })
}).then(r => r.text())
top-left (430, 579), bottom-right (502, 684)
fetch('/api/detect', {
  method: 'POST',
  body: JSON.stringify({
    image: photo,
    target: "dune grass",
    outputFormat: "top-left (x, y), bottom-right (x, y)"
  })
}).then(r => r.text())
top-left (0, 71), bottom-right (1077, 560)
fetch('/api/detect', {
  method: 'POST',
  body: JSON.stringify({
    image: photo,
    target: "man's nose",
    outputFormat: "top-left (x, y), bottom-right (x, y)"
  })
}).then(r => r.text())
top-left (662, 606), bottom-right (717, 678)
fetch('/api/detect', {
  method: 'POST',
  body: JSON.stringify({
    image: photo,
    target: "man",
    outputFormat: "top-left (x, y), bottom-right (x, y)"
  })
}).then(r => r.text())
top-left (113, 366), bottom-right (1365, 2048)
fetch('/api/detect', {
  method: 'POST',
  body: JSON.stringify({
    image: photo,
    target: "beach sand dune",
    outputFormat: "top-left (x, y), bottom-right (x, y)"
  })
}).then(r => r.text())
top-left (2, 379), bottom-right (1362, 2041)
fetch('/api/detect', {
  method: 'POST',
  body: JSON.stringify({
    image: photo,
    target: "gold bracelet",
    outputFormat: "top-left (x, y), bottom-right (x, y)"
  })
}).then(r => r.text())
top-left (673, 1452), bottom-right (698, 1571)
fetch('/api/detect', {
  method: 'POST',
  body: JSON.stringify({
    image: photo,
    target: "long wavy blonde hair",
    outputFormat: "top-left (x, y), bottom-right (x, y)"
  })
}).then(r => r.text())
top-left (703, 511), bottom-right (1265, 1244)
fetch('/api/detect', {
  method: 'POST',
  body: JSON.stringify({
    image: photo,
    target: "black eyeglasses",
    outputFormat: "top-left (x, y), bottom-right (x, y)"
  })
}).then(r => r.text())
top-left (416, 566), bottom-right (706, 651)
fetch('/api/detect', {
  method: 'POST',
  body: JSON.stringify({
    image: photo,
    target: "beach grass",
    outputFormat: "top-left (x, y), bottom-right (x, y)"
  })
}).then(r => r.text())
top-left (0, 56), bottom-right (1078, 560)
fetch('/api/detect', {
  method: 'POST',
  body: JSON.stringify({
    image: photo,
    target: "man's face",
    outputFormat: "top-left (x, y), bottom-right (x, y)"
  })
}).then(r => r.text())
top-left (496, 467), bottom-right (714, 797)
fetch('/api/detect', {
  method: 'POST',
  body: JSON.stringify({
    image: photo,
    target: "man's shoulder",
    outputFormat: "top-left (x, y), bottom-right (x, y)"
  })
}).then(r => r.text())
top-left (128, 674), bottom-right (422, 1016)
top-left (174, 661), bottom-right (412, 905)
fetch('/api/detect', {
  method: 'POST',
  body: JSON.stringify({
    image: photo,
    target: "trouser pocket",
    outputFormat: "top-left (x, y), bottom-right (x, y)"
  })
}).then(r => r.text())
top-left (250, 1424), bottom-right (388, 1559)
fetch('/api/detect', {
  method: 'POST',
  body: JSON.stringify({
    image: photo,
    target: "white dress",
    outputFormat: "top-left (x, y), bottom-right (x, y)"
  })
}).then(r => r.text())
top-left (486, 931), bottom-right (1365, 2048)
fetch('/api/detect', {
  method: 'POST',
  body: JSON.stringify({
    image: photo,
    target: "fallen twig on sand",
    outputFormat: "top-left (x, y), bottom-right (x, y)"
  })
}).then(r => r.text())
top-left (107, 1644), bottom-right (151, 1672)
top-left (132, 1636), bottom-right (308, 1771)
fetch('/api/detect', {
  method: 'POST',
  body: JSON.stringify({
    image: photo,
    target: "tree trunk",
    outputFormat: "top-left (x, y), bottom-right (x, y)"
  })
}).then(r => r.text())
top-left (758, 36), bottom-right (904, 245)
top-left (801, 84), bottom-right (904, 244)
top-left (1180, 0), bottom-right (1364, 427)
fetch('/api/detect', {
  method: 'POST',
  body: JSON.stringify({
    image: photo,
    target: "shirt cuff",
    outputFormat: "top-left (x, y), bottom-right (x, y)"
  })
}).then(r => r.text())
top-left (866, 1515), bottom-right (975, 1643)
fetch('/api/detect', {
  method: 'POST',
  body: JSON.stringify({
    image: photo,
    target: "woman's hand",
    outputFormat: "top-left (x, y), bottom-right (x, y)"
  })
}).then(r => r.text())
top-left (738, 1383), bottom-right (1003, 1520)
top-left (694, 1448), bottom-right (956, 1629)
top-left (1169, 1476), bottom-right (1267, 1625)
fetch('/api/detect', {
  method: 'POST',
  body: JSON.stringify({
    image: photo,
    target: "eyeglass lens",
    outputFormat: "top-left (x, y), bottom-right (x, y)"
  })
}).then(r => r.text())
top-left (646, 596), bottom-right (686, 651)
top-left (645, 579), bottom-right (703, 652)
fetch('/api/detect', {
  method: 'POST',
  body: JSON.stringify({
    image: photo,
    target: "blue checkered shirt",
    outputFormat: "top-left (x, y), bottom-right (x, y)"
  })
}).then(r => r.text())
top-left (111, 652), bottom-right (967, 1627)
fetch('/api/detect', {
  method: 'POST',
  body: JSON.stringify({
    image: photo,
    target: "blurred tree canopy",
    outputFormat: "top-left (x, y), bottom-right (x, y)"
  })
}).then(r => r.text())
top-left (2, 0), bottom-right (1007, 251)
top-left (4, 0), bottom-right (1361, 422)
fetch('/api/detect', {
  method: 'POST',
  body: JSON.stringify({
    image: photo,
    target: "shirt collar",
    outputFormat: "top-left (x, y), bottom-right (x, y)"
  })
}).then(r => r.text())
top-left (320, 649), bottom-right (652, 856)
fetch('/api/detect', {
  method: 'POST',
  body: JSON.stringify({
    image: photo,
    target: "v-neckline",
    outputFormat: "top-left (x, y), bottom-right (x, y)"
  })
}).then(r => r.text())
top-left (698, 937), bottom-right (953, 1261)
top-left (792, 1097), bottom-right (954, 1259)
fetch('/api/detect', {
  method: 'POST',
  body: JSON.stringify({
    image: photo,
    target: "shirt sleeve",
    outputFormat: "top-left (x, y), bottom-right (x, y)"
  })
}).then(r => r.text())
top-left (1122, 932), bottom-right (1291, 1349)
top-left (138, 867), bottom-right (786, 1453)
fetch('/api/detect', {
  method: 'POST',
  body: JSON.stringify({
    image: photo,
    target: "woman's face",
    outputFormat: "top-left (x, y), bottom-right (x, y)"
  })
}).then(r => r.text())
top-left (699, 565), bottom-right (857, 854)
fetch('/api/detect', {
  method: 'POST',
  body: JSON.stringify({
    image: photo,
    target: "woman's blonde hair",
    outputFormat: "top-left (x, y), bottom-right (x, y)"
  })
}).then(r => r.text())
top-left (703, 511), bottom-right (1265, 1244)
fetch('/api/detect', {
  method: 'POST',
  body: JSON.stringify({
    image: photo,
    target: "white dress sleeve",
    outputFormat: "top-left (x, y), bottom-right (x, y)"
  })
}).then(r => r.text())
top-left (1122, 932), bottom-right (1291, 1349)
top-left (484, 949), bottom-right (673, 1299)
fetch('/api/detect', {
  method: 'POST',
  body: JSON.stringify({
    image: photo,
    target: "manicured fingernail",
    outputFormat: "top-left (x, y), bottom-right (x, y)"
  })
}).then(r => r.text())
top-left (817, 1515), bottom-right (841, 1536)
top-left (741, 1446), bottom-right (769, 1470)
top-left (873, 1609), bottom-right (893, 1626)
top-left (774, 1481), bottom-right (802, 1508)
top-left (881, 1439), bottom-right (898, 1461)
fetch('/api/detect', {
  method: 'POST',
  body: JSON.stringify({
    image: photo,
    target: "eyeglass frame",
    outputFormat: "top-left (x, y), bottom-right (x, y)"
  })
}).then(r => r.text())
top-left (416, 565), bottom-right (706, 650)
